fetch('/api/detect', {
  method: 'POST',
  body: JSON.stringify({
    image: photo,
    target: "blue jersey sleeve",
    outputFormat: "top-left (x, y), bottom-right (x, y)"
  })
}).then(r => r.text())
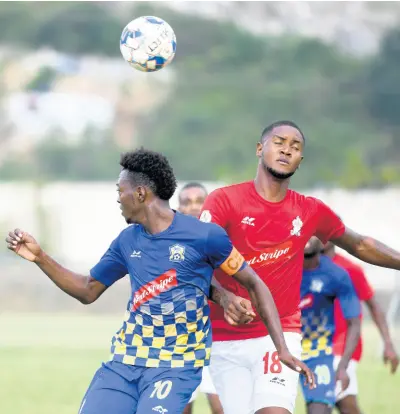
top-left (205, 223), bottom-right (246, 275)
top-left (335, 268), bottom-right (361, 320)
top-left (90, 235), bottom-right (128, 287)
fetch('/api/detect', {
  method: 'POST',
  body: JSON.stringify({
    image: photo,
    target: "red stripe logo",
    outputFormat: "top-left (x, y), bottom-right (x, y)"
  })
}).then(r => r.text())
top-left (299, 293), bottom-right (314, 310)
top-left (131, 269), bottom-right (178, 311)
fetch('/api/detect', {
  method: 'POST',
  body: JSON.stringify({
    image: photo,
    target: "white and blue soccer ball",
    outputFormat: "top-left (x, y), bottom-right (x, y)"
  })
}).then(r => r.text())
top-left (120, 16), bottom-right (177, 72)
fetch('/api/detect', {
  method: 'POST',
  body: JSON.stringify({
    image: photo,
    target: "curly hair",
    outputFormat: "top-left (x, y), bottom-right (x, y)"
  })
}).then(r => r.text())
top-left (120, 148), bottom-right (177, 201)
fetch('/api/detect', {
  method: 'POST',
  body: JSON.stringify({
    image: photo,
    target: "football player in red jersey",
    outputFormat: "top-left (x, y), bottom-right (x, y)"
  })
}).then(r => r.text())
top-left (201, 120), bottom-right (400, 414)
top-left (322, 241), bottom-right (399, 414)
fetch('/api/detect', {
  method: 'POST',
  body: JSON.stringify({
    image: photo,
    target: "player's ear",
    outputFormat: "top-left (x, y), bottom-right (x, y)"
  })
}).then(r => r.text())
top-left (297, 155), bottom-right (304, 169)
top-left (256, 141), bottom-right (263, 158)
top-left (136, 186), bottom-right (146, 203)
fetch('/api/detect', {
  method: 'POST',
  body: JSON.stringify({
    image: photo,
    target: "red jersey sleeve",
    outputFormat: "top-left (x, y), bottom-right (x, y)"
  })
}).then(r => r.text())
top-left (313, 198), bottom-right (345, 243)
top-left (348, 266), bottom-right (375, 302)
top-left (200, 188), bottom-right (231, 229)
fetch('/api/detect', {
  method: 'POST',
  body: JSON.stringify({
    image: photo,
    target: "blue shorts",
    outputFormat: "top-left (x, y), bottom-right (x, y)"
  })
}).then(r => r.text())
top-left (301, 354), bottom-right (336, 407)
top-left (78, 361), bottom-right (203, 414)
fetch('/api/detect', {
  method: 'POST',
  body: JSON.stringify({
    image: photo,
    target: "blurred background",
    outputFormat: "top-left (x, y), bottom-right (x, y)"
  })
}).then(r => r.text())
top-left (0, 2), bottom-right (399, 413)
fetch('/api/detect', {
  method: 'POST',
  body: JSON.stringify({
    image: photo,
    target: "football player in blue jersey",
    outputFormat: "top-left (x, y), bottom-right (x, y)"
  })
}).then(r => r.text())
top-left (6, 148), bottom-right (314, 414)
top-left (300, 236), bottom-right (361, 414)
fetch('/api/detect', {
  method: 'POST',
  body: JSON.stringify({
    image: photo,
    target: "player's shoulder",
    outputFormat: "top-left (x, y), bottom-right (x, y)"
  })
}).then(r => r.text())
top-left (116, 224), bottom-right (141, 240)
top-left (334, 254), bottom-right (366, 280)
top-left (209, 181), bottom-right (253, 199)
top-left (321, 256), bottom-right (350, 280)
top-left (285, 190), bottom-right (323, 210)
top-left (176, 211), bottom-right (224, 237)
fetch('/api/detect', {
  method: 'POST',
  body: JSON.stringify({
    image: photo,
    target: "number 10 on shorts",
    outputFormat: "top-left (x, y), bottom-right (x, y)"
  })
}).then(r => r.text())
top-left (263, 351), bottom-right (283, 374)
top-left (150, 380), bottom-right (173, 400)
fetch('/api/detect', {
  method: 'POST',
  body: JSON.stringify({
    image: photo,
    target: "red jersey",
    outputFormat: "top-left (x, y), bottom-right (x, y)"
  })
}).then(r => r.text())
top-left (201, 181), bottom-right (345, 342)
top-left (332, 253), bottom-right (374, 361)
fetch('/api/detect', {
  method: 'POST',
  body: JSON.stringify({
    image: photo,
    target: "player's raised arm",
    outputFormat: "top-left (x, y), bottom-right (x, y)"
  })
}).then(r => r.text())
top-left (332, 227), bottom-right (400, 271)
top-left (314, 198), bottom-right (400, 271)
top-left (5, 228), bottom-right (126, 304)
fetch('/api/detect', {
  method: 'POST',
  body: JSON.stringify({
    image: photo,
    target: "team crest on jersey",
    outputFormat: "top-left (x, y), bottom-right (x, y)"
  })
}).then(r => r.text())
top-left (200, 210), bottom-right (212, 223)
top-left (169, 244), bottom-right (185, 262)
top-left (310, 279), bottom-right (324, 293)
top-left (290, 216), bottom-right (303, 236)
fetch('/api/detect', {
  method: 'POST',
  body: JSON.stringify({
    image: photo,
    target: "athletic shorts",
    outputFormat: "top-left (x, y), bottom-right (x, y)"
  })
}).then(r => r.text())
top-left (189, 366), bottom-right (218, 403)
top-left (301, 354), bottom-right (336, 407)
top-left (209, 332), bottom-right (302, 414)
top-left (78, 361), bottom-right (202, 414)
top-left (333, 356), bottom-right (358, 401)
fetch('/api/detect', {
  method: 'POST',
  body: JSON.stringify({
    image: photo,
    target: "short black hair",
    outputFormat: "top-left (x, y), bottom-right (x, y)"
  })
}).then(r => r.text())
top-left (120, 148), bottom-right (177, 201)
top-left (261, 120), bottom-right (305, 143)
top-left (179, 182), bottom-right (208, 195)
top-left (178, 182), bottom-right (208, 202)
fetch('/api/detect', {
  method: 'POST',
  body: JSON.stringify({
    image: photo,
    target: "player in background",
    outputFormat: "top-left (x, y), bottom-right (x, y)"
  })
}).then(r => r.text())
top-left (300, 236), bottom-right (361, 414)
top-left (322, 241), bottom-right (399, 414)
top-left (200, 120), bottom-right (400, 414)
top-left (178, 182), bottom-right (224, 414)
top-left (5, 148), bottom-right (314, 414)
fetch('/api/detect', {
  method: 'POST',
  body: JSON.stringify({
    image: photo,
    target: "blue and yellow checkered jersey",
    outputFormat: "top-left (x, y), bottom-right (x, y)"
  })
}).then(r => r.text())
top-left (90, 212), bottom-right (245, 369)
top-left (300, 256), bottom-right (360, 361)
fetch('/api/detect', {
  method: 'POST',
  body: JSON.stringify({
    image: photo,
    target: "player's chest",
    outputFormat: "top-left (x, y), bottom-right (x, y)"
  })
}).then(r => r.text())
top-left (300, 277), bottom-right (334, 310)
top-left (228, 205), bottom-right (317, 252)
top-left (122, 238), bottom-right (202, 285)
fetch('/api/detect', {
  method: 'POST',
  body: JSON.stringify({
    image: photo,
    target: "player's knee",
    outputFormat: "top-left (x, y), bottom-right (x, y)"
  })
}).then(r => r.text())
top-left (336, 397), bottom-right (362, 414)
top-left (307, 402), bottom-right (332, 414)
top-left (182, 403), bottom-right (193, 414)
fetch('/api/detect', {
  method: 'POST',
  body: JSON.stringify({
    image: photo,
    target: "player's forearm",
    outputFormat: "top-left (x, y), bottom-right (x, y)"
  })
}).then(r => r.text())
top-left (35, 251), bottom-right (95, 304)
top-left (247, 278), bottom-right (288, 354)
top-left (367, 299), bottom-right (394, 346)
top-left (335, 231), bottom-right (400, 271)
top-left (339, 318), bottom-right (361, 369)
top-left (209, 276), bottom-right (226, 306)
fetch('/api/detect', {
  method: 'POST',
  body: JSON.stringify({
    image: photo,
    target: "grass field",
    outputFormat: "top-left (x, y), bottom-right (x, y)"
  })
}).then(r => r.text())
top-left (1, 314), bottom-right (398, 414)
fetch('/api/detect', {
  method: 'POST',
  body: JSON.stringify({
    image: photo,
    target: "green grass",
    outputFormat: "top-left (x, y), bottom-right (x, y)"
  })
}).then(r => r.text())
top-left (1, 314), bottom-right (398, 414)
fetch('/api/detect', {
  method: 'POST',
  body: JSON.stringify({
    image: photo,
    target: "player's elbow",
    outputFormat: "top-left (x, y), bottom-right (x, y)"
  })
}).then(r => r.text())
top-left (78, 276), bottom-right (105, 305)
top-left (78, 289), bottom-right (101, 305)
top-left (78, 294), bottom-right (94, 305)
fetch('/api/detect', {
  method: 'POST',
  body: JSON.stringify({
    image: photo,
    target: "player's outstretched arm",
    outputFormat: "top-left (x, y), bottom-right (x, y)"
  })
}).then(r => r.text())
top-left (233, 264), bottom-right (315, 388)
top-left (365, 297), bottom-right (399, 374)
top-left (332, 227), bottom-right (400, 270)
top-left (5, 228), bottom-right (108, 304)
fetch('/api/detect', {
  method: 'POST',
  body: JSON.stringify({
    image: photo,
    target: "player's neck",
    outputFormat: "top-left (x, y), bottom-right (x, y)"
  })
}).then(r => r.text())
top-left (139, 201), bottom-right (175, 235)
top-left (254, 168), bottom-right (289, 203)
top-left (324, 248), bottom-right (335, 259)
top-left (303, 256), bottom-right (320, 270)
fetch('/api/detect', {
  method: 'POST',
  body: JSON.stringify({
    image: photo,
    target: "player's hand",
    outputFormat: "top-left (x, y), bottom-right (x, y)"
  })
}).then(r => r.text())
top-left (383, 342), bottom-right (399, 374)
top-left (278, 349), bottom-right (316, 389)
top-left (335, 365), bottom-right (350, 391)
top-left (5, 229), bottom-right (42, 262)
top-left (221, 292), bottom-right (256, 326)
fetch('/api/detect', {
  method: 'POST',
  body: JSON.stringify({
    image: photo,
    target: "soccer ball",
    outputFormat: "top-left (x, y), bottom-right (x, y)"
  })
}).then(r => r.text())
top-left (120, 16), bottom-right (177, 72)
